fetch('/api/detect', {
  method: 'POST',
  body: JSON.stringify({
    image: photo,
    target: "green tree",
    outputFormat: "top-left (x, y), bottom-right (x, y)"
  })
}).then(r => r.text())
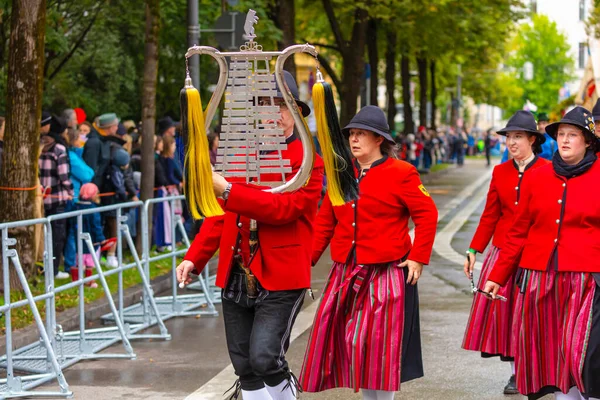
top-left (504, 13), bottom-right (574, 114)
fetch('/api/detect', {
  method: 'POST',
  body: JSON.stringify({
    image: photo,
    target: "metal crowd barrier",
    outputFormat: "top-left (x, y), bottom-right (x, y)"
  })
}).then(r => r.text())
top-left (100, 195), bottom-right (218, 326)
top-left (0, 195), bottom-right (219, 398)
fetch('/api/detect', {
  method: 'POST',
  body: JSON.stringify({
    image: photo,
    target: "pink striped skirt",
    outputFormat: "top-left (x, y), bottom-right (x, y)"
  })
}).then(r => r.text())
top-left (462, 245), bottom-right (518, 359)
top-left (299, 258), bottom-right (423, 393)
top-left (514, 269), bottom-right (600, 399)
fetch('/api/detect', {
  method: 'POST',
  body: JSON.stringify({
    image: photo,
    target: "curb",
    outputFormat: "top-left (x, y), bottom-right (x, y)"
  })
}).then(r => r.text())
top-left (0, 271), bottom-right (174, 355)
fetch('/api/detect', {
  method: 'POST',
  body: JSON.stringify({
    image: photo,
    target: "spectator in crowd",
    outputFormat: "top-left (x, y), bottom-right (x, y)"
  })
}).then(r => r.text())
top-left (484, 129), bottom-right (493, 167)
top-left (62, 109), bottom-right (78, 129)
top-left (207, 132), bottom-right (219, 166)
top-left (72, 183), bottom-right (104, 288)
top-left (161, 135), bottom-right (183, 243)
top-left (157, 116), bottom-right (176, 137)
top-left (39, 116), bottom-right (73, 280)
top-left (83, 113), bottom-right (121, 190)
top-left (63, 127), bottom-right (94, 274)
top-left (77, 121), bottom-right (92, 145)
top-left (153, 136), bottom-right (172, 252)
top-left (423, 129), bottom-right (434, 170)
top-left (40, 111), bottom-right (52, 135)
top-left (108, 149), bottom-right (131, 204)
top-left (406, 133), bottom-right (418, 167)
top-left (0, 116), bottom-right (4, 173)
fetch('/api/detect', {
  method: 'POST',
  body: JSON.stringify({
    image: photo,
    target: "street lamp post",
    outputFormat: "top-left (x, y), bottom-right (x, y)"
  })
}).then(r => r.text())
top-left (187, 0), bottom-right (200, 88)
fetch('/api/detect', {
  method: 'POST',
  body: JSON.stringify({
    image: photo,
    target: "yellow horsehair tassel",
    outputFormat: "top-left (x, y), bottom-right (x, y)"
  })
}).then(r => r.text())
top-left (181, 85), bottom-right (224, 219)
top-left (312, 77), bottom-right (359, 206)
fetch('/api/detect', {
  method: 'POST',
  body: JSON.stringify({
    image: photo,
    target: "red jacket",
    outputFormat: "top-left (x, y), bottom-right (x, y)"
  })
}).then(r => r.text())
top-left (489, 160), bottom-right (600, 285)
top-left (312, 157), bottom-right (438, 265)
top-left (470, 157), bottom-right (550, 253)
top-left (183, 136), bottom-right (324, 290)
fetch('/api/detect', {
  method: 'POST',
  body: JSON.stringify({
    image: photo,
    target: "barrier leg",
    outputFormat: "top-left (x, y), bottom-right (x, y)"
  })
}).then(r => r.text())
top-left (2, 232), bottom-right (72, 398)
top-left (121, 225), bottom-right (171, 340)
top-left (82, 234), bottom-right (135, 359)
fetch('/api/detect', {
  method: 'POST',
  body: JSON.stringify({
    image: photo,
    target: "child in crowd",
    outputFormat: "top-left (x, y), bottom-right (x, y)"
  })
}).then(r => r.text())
top-left (72, 183), bottom-right (105, 288)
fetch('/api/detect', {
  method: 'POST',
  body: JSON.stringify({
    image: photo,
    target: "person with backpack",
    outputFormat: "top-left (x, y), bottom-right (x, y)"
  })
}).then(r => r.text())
top-left (39, 116), bottom-right (73, 279)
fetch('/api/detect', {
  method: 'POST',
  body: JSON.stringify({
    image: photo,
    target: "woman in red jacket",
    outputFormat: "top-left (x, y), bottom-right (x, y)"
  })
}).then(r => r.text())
top-left (462, 111), bottom-right (549, 395)
top-left (299, 106), bottom-right (438, 400)
top-left (485, 106), bottom-right (600, 400)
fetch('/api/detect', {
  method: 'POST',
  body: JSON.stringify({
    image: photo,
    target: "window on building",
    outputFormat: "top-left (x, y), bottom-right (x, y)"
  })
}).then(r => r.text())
top-left (580, 0), bottom-right (586, 21)
top-left (579, 42), bottom-right (587, 69)
top-left (530, 0), bottom-right (537, 14)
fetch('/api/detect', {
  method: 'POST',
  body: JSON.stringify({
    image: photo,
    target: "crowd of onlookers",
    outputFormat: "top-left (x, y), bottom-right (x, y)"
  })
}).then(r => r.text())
top-left (0, 110), bottom-right (194, 287)
top-left (393, 125), bottom-right (501, 170)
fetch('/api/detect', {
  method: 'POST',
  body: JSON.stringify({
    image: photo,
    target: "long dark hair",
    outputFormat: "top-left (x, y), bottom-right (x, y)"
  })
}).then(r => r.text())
top-left (529, 133), bottom-right (543, 155)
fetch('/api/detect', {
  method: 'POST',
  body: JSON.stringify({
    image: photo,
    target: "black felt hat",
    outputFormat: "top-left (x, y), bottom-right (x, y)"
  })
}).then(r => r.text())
top-left (592, 99), bottom-right (600, 121)
top-left (342, 105), bottom-right (394, 143)
top-left (41, 111), bottom-right (52, 127)
top-left (275, 70), bottom-right (311, 118)
top-left (546, 106), bottom-right (595, 140)
top-left (157, 116), bottom-right (177, 135)
top-left (496, 110), bottom-right (546, 144)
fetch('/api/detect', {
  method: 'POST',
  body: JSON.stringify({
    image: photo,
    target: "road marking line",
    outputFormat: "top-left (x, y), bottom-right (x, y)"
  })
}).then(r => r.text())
top-left (433, 170), bottom-right (493, 270)
top-left (187, 167), bottom-right (492, 399)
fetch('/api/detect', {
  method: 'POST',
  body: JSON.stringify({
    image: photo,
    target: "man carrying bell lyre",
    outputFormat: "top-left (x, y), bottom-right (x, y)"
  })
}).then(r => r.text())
top-left (177, 71), bottom-right (324, 400)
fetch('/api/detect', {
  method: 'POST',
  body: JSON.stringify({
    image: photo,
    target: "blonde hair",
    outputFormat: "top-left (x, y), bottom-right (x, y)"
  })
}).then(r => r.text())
top-left (161, 135), bottom-right (176, 158)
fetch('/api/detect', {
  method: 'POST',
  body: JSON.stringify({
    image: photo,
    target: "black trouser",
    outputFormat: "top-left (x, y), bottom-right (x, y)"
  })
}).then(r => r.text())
top-left (222, 264), bottom-right (305, 391)
top-left (46, 205), bottom-right (66, 276)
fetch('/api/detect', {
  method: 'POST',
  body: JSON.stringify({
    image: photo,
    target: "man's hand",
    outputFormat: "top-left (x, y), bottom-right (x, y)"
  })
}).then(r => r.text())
top-left (176, 260), bottom-right (196, 286)
top-left (464, 253), bottom-right (476, 279)
top-left (483, 280), bottom-right (501, 299)
top-left (398, 259), bottom-right (424, 285)
top-left (212, 171), bottom-right (229, 197)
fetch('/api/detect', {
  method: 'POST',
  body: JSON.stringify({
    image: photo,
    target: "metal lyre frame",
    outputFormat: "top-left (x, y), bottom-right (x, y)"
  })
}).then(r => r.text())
top-left (184, 40), bottom-right (318, 193)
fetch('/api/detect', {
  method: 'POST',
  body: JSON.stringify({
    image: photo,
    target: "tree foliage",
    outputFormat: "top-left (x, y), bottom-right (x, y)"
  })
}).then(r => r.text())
top-left (503, 13), bottom-right (574, 114)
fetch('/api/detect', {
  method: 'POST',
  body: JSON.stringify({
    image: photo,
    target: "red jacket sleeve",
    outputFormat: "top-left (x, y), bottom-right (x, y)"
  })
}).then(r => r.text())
top-left (224, 163), bottom-right (324, 225)
top-left (488, 182), bottom-right (533, 286)
top-left (399, 167), bottom-right (438, 265)
top-left (183, 214), bottom-right (224, 274)
top-left (470, 169), bottom-right (501, 253)
top-left (311, 192), bottom-right (337, 264)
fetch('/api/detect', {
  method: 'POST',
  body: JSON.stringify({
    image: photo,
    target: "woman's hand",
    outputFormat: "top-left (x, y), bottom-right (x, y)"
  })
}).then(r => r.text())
top-left (176, 260), bottom-right (196, 286)
top-left (464, 252), bottom-right (476, 279)
top-left (398, 259), bottom-right (423, 285)
top-left (483, 280), bottom-right (501, 299)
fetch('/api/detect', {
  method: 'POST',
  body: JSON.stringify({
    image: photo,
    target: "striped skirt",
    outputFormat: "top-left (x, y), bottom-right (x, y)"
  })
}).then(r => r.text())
top-left (514, 269), bottom-right (600, 399)
top-left (299, 258), bottom-right (423, 393)
top-left (462, 245), bottom-right (518, 359)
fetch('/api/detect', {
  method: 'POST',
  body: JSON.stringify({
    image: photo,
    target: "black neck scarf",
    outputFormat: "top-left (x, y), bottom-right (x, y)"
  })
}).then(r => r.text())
top-left (552, 149), bottom-right (597, 178)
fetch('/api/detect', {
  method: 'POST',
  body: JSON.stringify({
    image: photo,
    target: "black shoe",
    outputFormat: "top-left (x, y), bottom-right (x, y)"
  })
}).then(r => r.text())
top-left (503, 374), bottom-right (519, 395)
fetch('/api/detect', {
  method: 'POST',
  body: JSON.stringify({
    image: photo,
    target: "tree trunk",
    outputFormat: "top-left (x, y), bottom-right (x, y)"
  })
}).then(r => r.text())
top-left (417, 56), bottom-right (427, 128)
top-left (385, 29), bottom-right (397, 134)
top-left (0, 0), bottom-right (47, 290)
top-left (321, 1), bottom-right (369, 126)
top-left (367, 19), bottom-right (378, 106)
top-left (137, 0), bottom-right (159, 252)
top-left (401, 54), bottom-right (414, 134)
top-left (272, 0), bottom-right (296, 78)
top-left (430, 60), bottom-right (437, 130)
top-left (339, 9), bottom-right (369, 126)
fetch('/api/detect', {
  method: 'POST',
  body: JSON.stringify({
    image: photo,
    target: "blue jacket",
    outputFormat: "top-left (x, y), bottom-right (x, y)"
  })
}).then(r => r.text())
top-left (538, 133), bottom-right (557, 160)
top-left (74, 201), bottom-right (105, 253)
top-left (68, 147), bottom-right (94, 201)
